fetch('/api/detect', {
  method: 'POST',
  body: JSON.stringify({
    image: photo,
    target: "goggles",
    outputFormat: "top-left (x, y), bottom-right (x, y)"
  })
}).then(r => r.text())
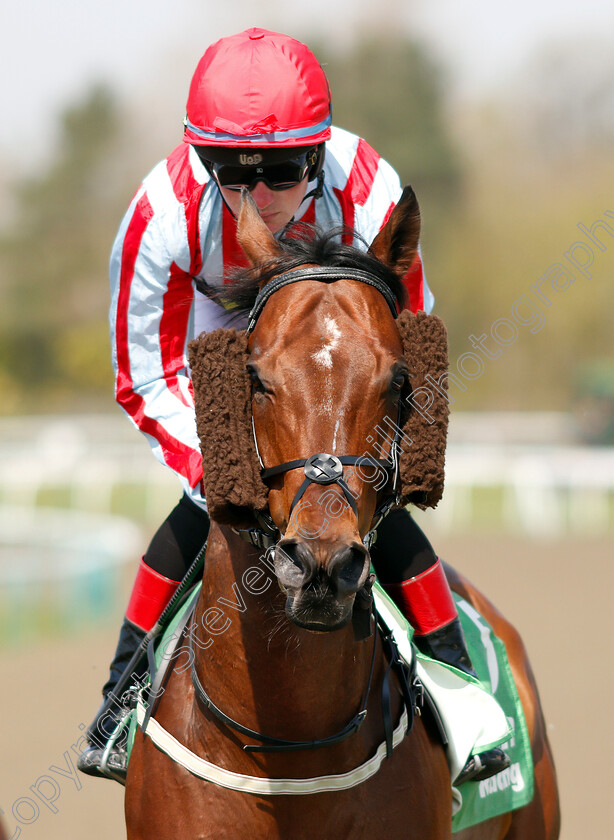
top-left (200, 148), bottom-right (318, 192)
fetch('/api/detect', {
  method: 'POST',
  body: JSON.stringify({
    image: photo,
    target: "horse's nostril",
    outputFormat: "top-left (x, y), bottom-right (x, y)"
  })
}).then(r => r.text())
top-left (275, 540), bottom-right (317, 587)
top-left (328, 545), bottom-right (369, 596)
top-left (276, 540), bottom-right (368, 600)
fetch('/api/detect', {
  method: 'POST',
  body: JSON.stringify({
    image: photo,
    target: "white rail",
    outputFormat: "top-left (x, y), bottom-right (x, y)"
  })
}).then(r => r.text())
top-left (428, 442), bottom-right (614, 536)
top-left (0, 413), bottom-right (612, 538)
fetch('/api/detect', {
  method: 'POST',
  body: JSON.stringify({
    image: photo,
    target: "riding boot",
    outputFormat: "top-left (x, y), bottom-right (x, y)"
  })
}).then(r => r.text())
top-left (413, 615), bottom-right (474, 675)
top-left (77, 558), bottom-right (181, 782)
top-left (382, 558), bottom-right (511, 785)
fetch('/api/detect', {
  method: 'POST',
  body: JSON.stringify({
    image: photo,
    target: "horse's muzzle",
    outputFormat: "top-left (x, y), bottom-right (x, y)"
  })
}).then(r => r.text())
top-left (274, 538), bottom-right (370, 631)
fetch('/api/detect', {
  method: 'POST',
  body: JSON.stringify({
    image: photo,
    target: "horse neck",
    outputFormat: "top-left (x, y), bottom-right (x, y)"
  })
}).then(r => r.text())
top-left (192, 522), bottom-right (374, 737)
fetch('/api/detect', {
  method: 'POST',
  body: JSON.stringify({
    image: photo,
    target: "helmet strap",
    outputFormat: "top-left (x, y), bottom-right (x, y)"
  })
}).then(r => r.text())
top-left (302, 170), bottom-right (325, 202)
top-left (284, 170), bottom-right (325, 231)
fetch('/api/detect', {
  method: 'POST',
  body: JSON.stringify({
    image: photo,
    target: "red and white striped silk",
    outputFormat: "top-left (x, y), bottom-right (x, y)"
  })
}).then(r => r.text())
top-left (109, 127), bottom-right (433, 508)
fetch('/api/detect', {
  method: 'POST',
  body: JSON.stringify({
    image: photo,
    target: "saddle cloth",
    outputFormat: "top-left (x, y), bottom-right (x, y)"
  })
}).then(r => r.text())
top-left (373, 583), bottom-right (535, 832)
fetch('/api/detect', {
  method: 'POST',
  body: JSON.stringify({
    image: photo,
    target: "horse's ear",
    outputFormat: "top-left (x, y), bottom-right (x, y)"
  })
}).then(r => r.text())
top-left (396, 309), bottom-right (449, 509)
top-left (369, 186), bottom-right (421, 278)
top-left (237, 188), bottom-right (283, 268)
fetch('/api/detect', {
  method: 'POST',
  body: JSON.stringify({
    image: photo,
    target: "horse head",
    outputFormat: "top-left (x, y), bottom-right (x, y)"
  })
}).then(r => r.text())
top-left (189, 187), bottom-right (449, 632)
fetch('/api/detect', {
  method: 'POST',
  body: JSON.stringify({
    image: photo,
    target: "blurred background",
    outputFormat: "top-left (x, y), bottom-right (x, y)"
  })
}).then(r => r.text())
top-left (1, 1), bottom-right (612, 837)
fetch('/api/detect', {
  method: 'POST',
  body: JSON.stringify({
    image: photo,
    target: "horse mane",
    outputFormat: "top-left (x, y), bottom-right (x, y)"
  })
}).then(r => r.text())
top-left (214, 223), bottom-right (408, 312)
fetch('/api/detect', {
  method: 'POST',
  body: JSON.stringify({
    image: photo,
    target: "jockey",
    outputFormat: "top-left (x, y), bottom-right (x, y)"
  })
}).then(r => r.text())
top-left (78, 27), bottom-right (508, 784)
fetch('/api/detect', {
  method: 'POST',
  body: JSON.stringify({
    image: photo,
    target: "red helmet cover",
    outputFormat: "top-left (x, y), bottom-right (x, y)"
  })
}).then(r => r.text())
top-left (184, 28), bottom-right (332, 148)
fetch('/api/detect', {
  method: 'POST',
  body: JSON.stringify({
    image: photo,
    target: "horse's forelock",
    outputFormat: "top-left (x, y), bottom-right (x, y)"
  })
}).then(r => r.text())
top-left (212, 225), bottom-right (407, 312)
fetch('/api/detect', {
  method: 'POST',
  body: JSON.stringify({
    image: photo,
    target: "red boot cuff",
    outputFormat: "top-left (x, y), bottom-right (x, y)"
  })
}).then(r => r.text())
top-left (125, 559), bottom-right (180, 632)
top-left (382, 559), bottom-right (457, 636)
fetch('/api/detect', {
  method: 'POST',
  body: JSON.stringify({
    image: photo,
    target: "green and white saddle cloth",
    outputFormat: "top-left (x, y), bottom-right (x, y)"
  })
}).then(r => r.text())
top-left (373, 583), bottom-right (534, 833)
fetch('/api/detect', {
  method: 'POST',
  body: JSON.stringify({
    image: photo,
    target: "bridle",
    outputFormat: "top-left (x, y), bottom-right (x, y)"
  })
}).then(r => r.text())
top-left (183, 264), bottom-right (420, 762)
top-left (245, 266), bottom-right (399, 332)
top-left (237, 265), bottom-right (406, 551)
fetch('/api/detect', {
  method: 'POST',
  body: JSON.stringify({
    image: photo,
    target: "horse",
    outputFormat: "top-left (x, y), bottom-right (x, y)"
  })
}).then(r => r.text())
top-left (124, 188), bottom-right (560, 839)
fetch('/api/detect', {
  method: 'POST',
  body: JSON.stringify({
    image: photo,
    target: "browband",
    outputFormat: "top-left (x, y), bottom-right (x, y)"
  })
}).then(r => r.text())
top-left (246, 267), bottom-right (399, 334)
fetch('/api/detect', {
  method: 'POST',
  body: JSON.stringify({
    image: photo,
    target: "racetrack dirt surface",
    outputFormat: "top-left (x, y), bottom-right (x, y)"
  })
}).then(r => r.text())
top-left (1, 534), bottom-right (610, 839)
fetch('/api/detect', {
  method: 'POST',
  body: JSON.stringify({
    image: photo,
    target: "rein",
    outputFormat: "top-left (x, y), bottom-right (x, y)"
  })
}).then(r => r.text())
top-left (188, 603), bottom-right (380, 753)
top-left (186, 598), bottom-right (419, 755)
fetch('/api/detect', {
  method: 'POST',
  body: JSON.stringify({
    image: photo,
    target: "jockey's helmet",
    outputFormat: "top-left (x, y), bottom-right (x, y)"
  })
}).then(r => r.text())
top-left (184, 28), bottom-right (330, 190)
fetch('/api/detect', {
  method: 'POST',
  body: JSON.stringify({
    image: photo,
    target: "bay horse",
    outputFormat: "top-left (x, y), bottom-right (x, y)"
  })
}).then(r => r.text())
top-left (124, 189), bottom-right (559, 839)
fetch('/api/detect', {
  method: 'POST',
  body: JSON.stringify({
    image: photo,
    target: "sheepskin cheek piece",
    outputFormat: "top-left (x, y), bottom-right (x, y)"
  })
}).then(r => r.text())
top-left (396, 310), bottom-right (449, 509)
top-left (187, 312), bottom-right (449, 525)
top-left (188, 328), bottom-right (268, 526)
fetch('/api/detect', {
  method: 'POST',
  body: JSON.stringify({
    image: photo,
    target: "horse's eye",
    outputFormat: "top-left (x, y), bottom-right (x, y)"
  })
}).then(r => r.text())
top-left (391, 373), bottom-right (406, 393)
top-left (247, 365), bottom-right (266, 395)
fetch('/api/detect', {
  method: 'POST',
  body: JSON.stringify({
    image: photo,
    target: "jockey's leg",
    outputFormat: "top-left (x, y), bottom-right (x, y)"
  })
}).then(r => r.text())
top-left (370, 507), bottom-right (510, 784)
top-left (77, 495), bottom-right (209, 781)
top-left (371, 508), bottom-right (473, 672)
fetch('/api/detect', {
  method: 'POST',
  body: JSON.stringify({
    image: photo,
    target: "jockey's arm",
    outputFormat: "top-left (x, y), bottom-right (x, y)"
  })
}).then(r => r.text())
top-left (339, 142), bottom-right (434, 315)
top-left (109, 182), bottom-right (205, 507)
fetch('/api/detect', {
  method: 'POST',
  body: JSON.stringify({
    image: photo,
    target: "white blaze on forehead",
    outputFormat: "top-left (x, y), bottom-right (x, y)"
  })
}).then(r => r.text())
top-left (332, 415), bottom-right (343, 450)
top-left (312, 315), bottom-right (342, 370)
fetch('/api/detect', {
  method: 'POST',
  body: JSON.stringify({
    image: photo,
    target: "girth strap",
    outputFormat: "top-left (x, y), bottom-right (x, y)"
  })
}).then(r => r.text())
top-left (378, 617), bottom-right (419, 757)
